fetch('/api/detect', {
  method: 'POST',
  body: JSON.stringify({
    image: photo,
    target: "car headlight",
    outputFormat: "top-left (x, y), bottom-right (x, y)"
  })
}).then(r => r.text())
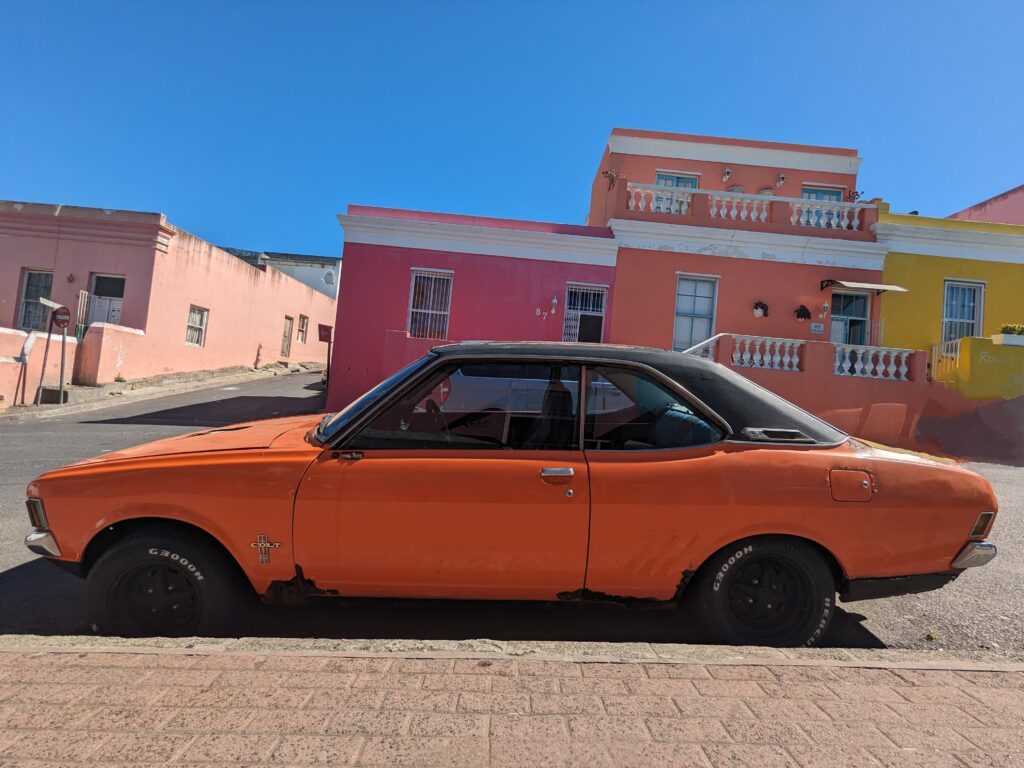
top-left (26, 498), bottom-right (48, 530)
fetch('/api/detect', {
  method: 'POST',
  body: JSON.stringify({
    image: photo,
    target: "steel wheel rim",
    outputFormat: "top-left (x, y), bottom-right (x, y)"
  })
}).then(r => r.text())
top-left (114, 562), bottom-right (202, 634)
top-left (725, 554), bottom-right (814, 643)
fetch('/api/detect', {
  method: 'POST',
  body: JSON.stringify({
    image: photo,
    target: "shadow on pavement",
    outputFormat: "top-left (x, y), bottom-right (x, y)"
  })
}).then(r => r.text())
top-left (82, 393), bottom-right (326, 428)
top-left (0, 558), bottom-right (884, 648)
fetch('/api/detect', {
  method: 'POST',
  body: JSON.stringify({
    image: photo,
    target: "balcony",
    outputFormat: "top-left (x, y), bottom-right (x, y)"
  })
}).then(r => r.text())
top-left (687, 334), bottom-right (921, 382)
top-left (603, 183), bottom-right (879, 240)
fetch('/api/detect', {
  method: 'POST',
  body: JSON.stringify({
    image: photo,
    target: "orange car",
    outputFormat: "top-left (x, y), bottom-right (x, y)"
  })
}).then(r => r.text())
top-left (24, 342), bottom-right (998, 646)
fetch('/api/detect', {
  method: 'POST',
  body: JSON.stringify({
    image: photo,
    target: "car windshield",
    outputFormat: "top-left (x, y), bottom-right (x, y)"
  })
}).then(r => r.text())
top-left (316, 353), bottom-right (436, 442)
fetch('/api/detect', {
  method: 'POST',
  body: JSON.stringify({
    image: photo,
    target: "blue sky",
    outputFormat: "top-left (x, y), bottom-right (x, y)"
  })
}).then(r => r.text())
top-left (2, 2), bottom-right (1022, 255)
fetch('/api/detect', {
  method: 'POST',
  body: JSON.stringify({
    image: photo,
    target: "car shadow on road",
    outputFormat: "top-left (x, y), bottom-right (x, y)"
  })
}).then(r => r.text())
top-left (0, 558), bottom-right (885, 648)
top-left (81, 393), bottom-right (326, 428)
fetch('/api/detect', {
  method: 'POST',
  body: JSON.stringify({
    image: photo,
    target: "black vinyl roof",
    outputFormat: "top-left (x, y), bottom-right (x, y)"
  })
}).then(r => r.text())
top-left (432, 342), bottom-right (847, 445)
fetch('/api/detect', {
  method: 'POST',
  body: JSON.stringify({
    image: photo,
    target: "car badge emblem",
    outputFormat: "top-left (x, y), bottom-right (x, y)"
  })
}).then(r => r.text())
top-left (251, 534), bottom-right (282, 565)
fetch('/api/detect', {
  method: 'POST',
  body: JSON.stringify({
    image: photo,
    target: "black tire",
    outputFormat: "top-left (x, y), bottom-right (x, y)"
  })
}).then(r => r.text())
top-left (693, 537), bottom-right (835, 647)
top-left (86, 525), bottom-right (249, 637)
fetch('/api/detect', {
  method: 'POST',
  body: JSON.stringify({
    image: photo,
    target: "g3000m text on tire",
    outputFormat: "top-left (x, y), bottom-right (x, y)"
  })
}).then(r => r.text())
top-left (694, 536), bottom-right (835, 647)
top-left (86, 525), bottom-right (248, 637)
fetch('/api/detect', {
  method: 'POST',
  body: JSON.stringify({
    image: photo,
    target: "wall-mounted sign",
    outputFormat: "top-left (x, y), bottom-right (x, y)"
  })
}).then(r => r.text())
top-left (318, 324), bottom-right (333, 343)
top-left (809, 322), bottom-right (825, 335)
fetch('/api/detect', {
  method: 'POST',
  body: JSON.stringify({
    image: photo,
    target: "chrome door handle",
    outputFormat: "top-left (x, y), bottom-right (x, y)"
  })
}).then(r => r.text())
top-left (540, 467), bottom-right (574, 478)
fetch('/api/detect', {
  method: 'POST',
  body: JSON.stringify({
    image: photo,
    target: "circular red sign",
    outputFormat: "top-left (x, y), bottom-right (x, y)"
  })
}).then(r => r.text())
top-left (52, 306), bottom-right (71, 329)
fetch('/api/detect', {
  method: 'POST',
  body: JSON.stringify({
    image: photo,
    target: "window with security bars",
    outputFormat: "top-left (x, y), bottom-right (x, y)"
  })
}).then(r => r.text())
top-left (561, 284), bottom-right (607, 343)
top-left (408, 269), bottom-right (452, 339)
top-left (942, 280), bottom-right (984, 343)
top-left (185, 305), bottom-right (209, 347)
top-left (19, 270), bottom-right (53, 331)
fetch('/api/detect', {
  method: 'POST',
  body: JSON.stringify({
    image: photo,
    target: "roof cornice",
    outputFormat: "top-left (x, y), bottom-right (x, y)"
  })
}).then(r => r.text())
top-left (338, 214), bottom-right (619, 267)
top-left (0, 211), bottom-right (176, 253)
top-left (608, 135), bottom-right (861, 175)
top-left (874, 222), bottom-right (1024, 264)
top-left (609, 219), bottom-right (885, 271)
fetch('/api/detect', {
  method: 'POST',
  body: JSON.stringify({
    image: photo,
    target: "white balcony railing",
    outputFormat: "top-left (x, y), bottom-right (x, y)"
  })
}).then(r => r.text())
top-left (732, 336), bottom-right (803, 372)
top-left (834, 344), bottom-right (914, 381)
top-left (625, 184), bottom-right (874, 231)
top-left (930, 339), bottom-right (962, 381)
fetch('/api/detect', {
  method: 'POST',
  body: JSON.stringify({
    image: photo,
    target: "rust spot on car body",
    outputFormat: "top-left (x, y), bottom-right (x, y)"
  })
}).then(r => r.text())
top-left (264, 565), bottom-right (339, 604)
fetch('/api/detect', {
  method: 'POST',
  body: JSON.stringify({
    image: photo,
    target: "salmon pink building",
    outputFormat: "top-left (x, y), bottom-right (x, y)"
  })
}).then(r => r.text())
top-left (330, 128), bottom-right (1024, 460)
top-left (0, 200), bottom-right (337, 408)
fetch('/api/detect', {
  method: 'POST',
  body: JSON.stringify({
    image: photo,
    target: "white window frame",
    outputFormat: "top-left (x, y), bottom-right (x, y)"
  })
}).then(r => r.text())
top-left (829, 290), bottom-right (872, 346)
top-left (407, 268), bottom-right (453, 340)
top-left (297, 314), bottom-right (309, 344)
top-left (655, 172), bottom-right (700, 189)
top-left (561, 283), bottom-right (609, 342)
top-left (672, 273), bottom-right (719, 352)
top-left (185, 305), bottom-right (209, 347)
top-left (941, 279), bottom-right (986, 343)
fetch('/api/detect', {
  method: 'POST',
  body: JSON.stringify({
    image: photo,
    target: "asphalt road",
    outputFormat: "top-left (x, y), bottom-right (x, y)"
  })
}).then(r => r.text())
top-left (0, 372), bottom-right (1020, 653)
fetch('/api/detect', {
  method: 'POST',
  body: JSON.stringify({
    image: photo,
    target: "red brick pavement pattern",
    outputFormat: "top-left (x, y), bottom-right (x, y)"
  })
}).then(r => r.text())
top-left (0, 651), bottom-right (1022, 766)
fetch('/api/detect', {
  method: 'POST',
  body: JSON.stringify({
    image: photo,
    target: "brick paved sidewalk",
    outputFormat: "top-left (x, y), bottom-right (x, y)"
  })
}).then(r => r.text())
top-left (0, 650), bottom-right (1022, 767)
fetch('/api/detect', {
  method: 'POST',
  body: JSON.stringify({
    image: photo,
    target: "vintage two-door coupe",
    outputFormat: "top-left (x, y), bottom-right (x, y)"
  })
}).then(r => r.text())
top-left (25, 342), bottom-right (998, 646)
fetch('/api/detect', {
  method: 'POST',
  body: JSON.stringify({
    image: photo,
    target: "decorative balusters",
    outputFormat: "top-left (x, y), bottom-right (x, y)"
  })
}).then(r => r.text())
top-left (789, 200), bottom-right (866, 231)
top-left (731, 336), bottom-right (803, 372)
top-left (833, 345), bottom-right (914, 381)
top-left (627, 184), bottom-right (691, 216)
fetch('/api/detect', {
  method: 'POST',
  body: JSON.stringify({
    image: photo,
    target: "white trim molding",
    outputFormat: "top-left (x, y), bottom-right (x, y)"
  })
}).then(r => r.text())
top-left (609, 135), bottom-right (862, 175)
top-left (874, 222), bottom-right (1024, 264)
top-left (610, 219), bottom-right (886, 270)
top-left (339, 214), bottom-right (619, 267)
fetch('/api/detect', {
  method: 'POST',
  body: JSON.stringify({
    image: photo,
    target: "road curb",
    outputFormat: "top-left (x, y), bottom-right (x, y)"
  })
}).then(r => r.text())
top-left (0, 366), bottom-right (324, 422)
top-left (1, 636), bottom-right (1021, 672)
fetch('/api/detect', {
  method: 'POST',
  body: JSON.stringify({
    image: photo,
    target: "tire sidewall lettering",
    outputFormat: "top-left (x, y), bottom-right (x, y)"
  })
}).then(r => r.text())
top-left (146, 547), bottom-right (205, 581)
top-left (712, 544), bottom-right (753, 592)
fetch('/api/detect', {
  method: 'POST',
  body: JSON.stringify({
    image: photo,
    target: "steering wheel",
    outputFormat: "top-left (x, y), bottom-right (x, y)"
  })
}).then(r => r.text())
top-left (425, 398), bottom-right (451, 443)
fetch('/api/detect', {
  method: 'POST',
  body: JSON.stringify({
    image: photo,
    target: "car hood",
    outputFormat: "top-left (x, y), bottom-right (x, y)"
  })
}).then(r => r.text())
top-left (68, 414), bottom-right (324, 466)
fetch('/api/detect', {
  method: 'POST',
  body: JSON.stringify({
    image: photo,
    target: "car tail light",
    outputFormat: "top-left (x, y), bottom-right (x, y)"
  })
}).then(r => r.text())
top-left (970, 511), bottom-right (994, 538)
top-left (26, 498), bottom-right (48, 529)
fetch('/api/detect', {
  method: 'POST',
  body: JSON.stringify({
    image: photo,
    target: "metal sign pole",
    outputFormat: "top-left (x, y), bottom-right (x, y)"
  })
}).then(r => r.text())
top-left (326, 338), bottom-right (332, 389)
top-left (35, 312), bottom-right (54, 406)
top-left (59, 325), bottom-right (67, 405)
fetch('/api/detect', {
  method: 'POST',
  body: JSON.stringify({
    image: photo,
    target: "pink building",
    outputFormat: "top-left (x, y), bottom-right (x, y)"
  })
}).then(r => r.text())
top-left (949, 183), bottom-right (1024, 225)
top-left (329, 129), bottom-right (1006, 457)
top-left (0, 200), bottom-right (337, 407)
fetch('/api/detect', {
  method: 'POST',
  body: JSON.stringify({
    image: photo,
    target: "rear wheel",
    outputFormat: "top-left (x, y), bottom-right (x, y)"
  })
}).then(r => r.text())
top-left (86, 526), bottom-right (249, 637)
top-left (694, 537), bottom-right (835, 647)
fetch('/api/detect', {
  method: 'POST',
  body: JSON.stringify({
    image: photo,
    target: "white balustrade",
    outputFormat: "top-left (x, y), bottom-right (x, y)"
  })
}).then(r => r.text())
top-left (707, 192), bottom-right (770, 223)
top-left (731, 336), bottom-right (803, 372)
top-left (833, 344), bottom-right (914, 380)
top-left (627, 184), bottom-right (692, 215)
top-left (789, 200), bottom-right (866, 231)
top-left (624, 184), bottom-right (873, 232)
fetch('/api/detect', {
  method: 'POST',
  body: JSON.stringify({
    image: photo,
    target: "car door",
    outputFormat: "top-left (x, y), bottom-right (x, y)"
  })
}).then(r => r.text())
top-left (581, 364), bottom-right (727, 599)
top-left (293, 360), bottom-right (590, 600)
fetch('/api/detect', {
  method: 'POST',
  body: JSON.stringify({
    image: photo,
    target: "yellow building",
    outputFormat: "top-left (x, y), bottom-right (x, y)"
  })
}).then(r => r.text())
top-left (875, 206), bottom-right (1024, 399)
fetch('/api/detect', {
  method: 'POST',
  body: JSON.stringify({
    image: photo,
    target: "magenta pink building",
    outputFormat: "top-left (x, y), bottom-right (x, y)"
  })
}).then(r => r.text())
top-left (331, 207), bottom-right (618, 406)
top-left (0, 200), bottom-right (337, 408)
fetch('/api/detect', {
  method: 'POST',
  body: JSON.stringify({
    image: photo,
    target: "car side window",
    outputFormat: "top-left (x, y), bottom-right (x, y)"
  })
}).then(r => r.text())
top-left (584, 366), bottom-right (722, 451)
top-left (347, 362), bottom-right (582, 450)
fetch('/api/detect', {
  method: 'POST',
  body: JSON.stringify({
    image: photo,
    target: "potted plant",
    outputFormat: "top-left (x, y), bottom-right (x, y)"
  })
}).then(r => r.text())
top-left (992, 324), bottom-right (1024, 346)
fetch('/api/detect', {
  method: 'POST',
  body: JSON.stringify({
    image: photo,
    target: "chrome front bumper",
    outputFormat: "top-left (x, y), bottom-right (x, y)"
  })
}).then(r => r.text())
top-left (24, 529), bottom-right (61, 558)
top-left (952, 540), bottom-right (997, 569)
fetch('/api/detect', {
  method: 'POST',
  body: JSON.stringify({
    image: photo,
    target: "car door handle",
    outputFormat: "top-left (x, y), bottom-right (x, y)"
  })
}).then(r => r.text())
top-left (540, 467), bottom-right (574, 478)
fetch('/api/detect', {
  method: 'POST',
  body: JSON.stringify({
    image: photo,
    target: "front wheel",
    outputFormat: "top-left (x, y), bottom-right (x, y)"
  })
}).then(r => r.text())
top-left (86, 526), bottom-right (249, 637)
top-left (693, 537), bottom-right (835, 647)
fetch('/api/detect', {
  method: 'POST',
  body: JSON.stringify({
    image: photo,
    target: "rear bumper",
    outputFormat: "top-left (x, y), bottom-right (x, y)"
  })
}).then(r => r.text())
top-left (951, 540), bottom-right (997, 569)
top-left (841, 571), bottom-right (959, 602)
top-left (24, 529), bottom-right (61, 558)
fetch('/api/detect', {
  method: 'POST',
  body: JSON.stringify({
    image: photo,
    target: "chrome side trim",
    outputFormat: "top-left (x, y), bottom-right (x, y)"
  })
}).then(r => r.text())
top-left (25, 529), bottom-right (62, 558)
top-left (951, 540), bottom-right (996, 569)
